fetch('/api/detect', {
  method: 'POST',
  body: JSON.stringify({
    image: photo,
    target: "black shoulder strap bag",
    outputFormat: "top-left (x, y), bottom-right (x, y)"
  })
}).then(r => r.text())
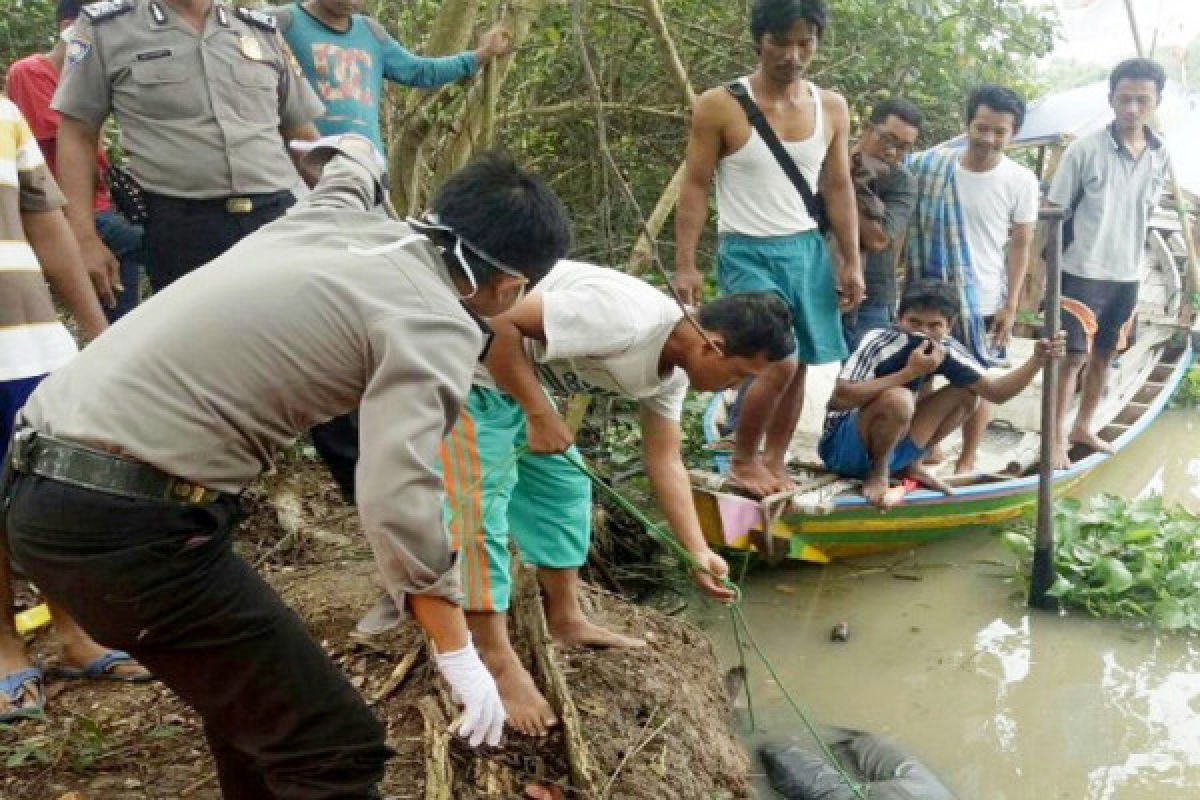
top-left (725, 80), bottom-right (829, 233)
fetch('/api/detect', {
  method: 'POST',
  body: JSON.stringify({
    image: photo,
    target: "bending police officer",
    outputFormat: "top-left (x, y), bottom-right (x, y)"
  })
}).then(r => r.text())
top-left (4, 136), bottom-right (571, 798)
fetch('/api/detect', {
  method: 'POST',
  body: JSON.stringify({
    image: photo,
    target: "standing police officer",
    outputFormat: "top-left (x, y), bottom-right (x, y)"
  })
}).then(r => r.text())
top-left (53, 0), bottom-right (324, 295)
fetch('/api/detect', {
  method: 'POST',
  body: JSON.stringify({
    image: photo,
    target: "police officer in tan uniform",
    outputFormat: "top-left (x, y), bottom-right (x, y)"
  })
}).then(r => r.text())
top-left (53, 0), bottom-right (323, 294)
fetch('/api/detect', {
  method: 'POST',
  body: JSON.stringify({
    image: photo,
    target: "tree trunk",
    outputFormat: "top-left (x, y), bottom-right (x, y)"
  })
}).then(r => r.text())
top-left (625, 0), bottom-right (694, 273)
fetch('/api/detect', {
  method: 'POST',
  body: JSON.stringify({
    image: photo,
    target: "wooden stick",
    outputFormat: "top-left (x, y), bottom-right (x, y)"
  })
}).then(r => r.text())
top-left (370, 646), bottom-right (422, 705)
top-left (1030, 204), bottom-right (1065, 609)
top-left (510, 565), bottom-right (599, 796)
top-left (417, 695), bottom-right (453, 800)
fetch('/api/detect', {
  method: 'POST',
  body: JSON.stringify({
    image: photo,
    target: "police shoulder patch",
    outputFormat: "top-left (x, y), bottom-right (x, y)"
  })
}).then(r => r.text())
top-left (80, 0), bottom-right (132, 22)
top-left (235, 6), bottom-right (278, 32)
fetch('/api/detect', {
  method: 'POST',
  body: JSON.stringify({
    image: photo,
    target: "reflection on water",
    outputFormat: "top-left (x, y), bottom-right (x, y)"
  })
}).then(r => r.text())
top-left (1080, 410), bottom-right (1200, 511)
top-left (696, 411), bottom-right (1200, 799)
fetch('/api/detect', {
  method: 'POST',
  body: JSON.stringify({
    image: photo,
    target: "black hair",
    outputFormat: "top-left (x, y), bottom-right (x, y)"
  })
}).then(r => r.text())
top-left (750, 0), bottom-right (828, 44)
top-left (696, 292), bottom-right (795, 361)
top-left (965, 84), bottom-right (1026, 132)
top-left (431, 152), bottom-right (571, 285)
top-left (897, 279), bottom-right (958, 321)
top-left (869, 97), bottom-right (924, 130)
top-left (56, 0), bottom-right (84, 25)
top-left (1109, 58), bottom-right (1166, 96)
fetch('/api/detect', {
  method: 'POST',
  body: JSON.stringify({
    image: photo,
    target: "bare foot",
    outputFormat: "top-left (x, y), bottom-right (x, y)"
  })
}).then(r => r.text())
top-left (1068, 428), bottom-right (1115, 456)
top-left (862, 468), bottom-right (896, 509)
top-left (548, 614), bottom-right (645, 650)
top-left (763, 462), bottom-right (798, 495)
top-left (954, 455), bottom-right (975, 475)
top-left (729, 458), bottom-right (782, 498)
top-left (60, 640), bottom-right (150, 681)
top-left (480, 648), bottom-right (558, 737)
top-left (901, 462), bottom-right (953, 495)
top-left (1051, 441), bottom-right (1072, 470)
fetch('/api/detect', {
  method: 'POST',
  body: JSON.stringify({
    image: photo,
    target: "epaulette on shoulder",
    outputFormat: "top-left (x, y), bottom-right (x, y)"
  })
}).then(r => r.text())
top-left (80, 0), bottom-right (132, 22)
top-left (236, 6), bottom-right (278, 32)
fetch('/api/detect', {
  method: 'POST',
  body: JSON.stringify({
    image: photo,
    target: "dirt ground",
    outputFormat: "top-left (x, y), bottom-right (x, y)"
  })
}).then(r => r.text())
top-left (1, 455), bottom-right (749, 800)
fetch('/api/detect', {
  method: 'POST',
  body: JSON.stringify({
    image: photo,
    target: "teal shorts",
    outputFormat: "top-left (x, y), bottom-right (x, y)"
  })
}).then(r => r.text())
top-left (439, 386), bottom-right (592, 613)
top-left (717, 230), bottom-right (848, 364)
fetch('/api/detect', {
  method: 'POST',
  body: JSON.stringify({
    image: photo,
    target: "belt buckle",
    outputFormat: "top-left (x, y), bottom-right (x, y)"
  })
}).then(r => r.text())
top-left (225, 197), bottom-right (253, 214)
top-left (172, 481), bottom-right (212, 504)
top-left (10, 428), bottom-right (36, 472)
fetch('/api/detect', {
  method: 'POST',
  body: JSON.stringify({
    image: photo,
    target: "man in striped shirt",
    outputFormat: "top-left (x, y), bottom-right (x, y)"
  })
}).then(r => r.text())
top-left (821, 280), bottom-right (1062, 508)
top-left (0, 94), bottom-right (141, 722)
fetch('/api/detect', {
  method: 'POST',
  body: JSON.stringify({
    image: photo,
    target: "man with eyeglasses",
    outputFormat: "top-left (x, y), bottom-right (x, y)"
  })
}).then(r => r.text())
top-left (3, 135), bottom-right (571, 796)
top-left (842, 98), bottom-right (923, 350)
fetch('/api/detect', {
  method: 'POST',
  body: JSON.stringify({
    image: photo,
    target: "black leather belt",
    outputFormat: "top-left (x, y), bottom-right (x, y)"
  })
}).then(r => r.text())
top-left (143, 189), bottom-right (293, 216)
top-left (9, 428), bottom-right (227, 505)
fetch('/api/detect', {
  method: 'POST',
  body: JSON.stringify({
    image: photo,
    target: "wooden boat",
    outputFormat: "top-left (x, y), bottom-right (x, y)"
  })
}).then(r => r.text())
top-left (690, 207), bottom-right (1195, 564)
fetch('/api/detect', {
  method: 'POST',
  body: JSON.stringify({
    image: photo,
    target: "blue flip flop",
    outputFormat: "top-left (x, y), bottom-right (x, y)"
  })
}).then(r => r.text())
top-left (48, 650), bottom-right (152, 684)
top-left (0, 666), bottom-right (46, 723)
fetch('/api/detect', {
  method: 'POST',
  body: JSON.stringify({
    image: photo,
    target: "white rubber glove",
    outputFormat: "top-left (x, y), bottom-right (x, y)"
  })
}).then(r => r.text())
top-left (433, 636), bottom-right (506, 747)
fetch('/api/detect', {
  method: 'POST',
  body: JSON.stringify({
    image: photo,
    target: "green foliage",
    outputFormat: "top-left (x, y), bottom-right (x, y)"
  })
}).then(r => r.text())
top-left (0, 0), bottom-right (55, 85)
top-left (1002, 493), bottom-right (1200, 630)
top-left (1, 713), bottom-right (110, 770)
top-left (0, 0), bottom-right (1057, 265)
top-left (1170, 364), bottom-right (1200, 408)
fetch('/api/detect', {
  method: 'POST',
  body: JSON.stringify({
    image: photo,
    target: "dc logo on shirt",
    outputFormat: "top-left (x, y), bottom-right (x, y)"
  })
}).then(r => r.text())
top-left (311, 44), bottom-right (373, 104)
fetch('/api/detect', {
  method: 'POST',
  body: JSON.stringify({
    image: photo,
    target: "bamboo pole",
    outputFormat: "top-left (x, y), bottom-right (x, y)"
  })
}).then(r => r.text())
top-left (1030, 204), bottom-right (1065, 610)
top-left (1122, 0), bottom-right (1200, 326)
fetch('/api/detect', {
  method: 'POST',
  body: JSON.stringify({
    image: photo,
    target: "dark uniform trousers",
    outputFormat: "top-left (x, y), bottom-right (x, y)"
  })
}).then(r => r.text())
top-left (310, 411), bottom-right (360, 502)
top-left (143, 190), bottom-right (296, 292)
top-left (4, 473), bottom-right (392, 799)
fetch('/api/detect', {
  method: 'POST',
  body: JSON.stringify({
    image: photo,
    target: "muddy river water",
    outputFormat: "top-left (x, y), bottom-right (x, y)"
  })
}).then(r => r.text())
top-left (695, 410), bottom-right (1200, 799)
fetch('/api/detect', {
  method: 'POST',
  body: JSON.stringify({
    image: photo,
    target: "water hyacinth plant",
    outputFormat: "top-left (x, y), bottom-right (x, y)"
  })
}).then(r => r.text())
top-left (1003, 493), bottom-right (1200, 630)
top-left (1169, 364), bottom-right (1200, 409)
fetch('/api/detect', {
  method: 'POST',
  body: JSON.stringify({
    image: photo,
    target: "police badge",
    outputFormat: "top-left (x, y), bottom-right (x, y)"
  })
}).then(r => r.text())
top-left (239, 35), bottom-right (263, 61)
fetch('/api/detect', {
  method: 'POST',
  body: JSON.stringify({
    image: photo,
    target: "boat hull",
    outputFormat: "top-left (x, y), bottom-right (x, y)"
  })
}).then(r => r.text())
top-left (695, 343), bottom-right (1192, 564)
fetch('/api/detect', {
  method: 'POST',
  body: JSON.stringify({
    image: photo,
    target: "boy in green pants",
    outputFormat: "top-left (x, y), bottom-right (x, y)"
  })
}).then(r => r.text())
top-left (449, 260), bottom-right (794, 736)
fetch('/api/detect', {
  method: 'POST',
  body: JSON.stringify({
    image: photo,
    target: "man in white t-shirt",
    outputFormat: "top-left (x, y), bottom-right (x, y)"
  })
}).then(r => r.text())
top-left (449, 262), bottom-right (794, 736)
top-left (907, 85), bottom-right (1039, 473)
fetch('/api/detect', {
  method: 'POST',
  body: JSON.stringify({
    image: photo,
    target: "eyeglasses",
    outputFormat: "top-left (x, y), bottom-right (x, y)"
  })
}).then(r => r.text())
top-left (871, 125), bottom-right (915, 156)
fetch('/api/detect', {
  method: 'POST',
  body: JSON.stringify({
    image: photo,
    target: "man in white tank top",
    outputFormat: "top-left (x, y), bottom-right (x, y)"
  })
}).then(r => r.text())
top-left (674, 0), bottom-right (864, 497)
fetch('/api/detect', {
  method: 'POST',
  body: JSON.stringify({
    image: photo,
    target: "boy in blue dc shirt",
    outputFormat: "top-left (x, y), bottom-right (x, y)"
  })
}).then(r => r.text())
top-left (275, 0), bottom-right (512, 156)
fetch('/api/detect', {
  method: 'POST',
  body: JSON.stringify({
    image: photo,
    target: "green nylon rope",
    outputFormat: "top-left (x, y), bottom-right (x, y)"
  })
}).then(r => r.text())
top-left (443, 443), bottom-right (867, 799)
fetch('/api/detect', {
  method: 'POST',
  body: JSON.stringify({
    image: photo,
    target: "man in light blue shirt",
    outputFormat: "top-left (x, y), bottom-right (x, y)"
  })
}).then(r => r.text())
top-left (1047, 58), bottom-right (1169, 469)
top-left (275, 0), bottom-right (512, 155)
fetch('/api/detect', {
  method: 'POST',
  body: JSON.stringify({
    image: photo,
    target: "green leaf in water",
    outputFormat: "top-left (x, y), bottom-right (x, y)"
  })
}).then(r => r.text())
top-left (1153, 597), bottom-right (1189, 630)
top-left (1091, 557), bottom-right (1134, 593)
top-left (1122, 525), bottom-right (1157, 544)
top-left (1046, 575), bottom-right (1074, 598)
top-left (1001, 531), bottom-right (1033, 559)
